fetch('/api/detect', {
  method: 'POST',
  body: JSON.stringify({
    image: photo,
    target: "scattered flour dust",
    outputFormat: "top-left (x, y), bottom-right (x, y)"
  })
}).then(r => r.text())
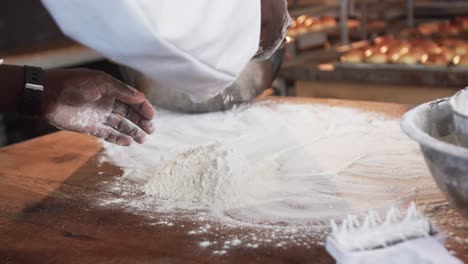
top-left (99, 102), bottom-right (437, 254)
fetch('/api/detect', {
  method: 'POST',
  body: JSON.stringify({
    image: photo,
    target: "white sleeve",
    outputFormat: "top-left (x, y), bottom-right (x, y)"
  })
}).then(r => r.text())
top-left (41, 0), bottom-right (261, 102)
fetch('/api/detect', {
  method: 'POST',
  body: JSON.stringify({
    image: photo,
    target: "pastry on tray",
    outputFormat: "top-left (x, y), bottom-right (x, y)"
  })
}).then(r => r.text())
top-left (437, 46), bottom-right (456, 61)
top-left (366, 52), bottom-right (388, 64)
top-left (340, 25), bottom-right (468, 67)
top-left (347, 20), bottom-right (360, 28)
top-left (424, 53), bottom-right (449, 66)
top-left (438, 23), bottom-right (461, 36)
top-left (440, 38), bottom-right (460, 48)
top-left (386, 41), bottom-right (411, 62)
top-left (309, 19), bottom-right (325, 32)
top-left (454, 16), bottom-right (468, 30)
top-left (396, 48), bottom-right (428, 65)
top-left (454, 42), bottom-right (468, 56)
top-left (417, 22), bottom-right (440, 36)
top-left (288, 15), bottom-right (337, 35)
top-left (453, 54), bottom-right (468, 67)
top-left (296, 15), bottom-right (309, 24)
top-left (320, 16), bottom-right (337, 29)
top-left (340, 49), bottom-right (365, 63)
top-left (374, 35), bottom-right (396, 45)
top-left (418, 40), bottom-right (441, 54)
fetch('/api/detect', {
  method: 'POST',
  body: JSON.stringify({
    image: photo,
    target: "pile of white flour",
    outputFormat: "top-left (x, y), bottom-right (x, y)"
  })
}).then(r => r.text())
top-left (102, 102), bottom-right (436, 225)
top-left (139, 143), bottom-right (279, 211)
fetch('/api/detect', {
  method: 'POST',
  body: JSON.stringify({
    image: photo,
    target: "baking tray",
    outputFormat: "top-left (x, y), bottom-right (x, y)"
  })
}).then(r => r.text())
top-left (333, 62), bottom-right (468, 73)
top-left (292, 31), bottom-right (328, 50)
top-left (288, 22), bottom-right (362, 52)
top-left (328, 61), bottom-right (468, 87)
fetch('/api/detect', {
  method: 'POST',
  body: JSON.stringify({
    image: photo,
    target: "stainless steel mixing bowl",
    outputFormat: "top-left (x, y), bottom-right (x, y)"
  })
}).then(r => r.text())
top-left (401, 99), bottom-right (468, 218)
top-left (120, 48), bottom-right (285, 113)
top-left (449, 88), bottom-right (468, 147)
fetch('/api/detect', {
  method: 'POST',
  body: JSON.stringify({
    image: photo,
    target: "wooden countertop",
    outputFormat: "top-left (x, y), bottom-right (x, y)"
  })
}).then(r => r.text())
top-left (0, 97), bottom-right (467, 263)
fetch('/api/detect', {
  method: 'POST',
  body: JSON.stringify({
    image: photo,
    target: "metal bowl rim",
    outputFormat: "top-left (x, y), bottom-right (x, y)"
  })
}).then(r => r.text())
top-left (449, 88), bottom-right (468, 119)
top-left (401, 98), bottom-right (468, 159)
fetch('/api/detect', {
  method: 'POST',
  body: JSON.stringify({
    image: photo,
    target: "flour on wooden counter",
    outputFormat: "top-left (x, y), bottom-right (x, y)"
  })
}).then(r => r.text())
top-left (102, 102), bottom-right (435, 225)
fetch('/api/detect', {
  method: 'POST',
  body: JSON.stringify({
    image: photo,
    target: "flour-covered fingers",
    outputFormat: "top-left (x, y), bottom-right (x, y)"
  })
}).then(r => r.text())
top-left (131, 98), bottom-right (155, 120)
top-left (86, 124), bottom-right (133, 146)
top-left (106, 76), bottom-right (146, 105)
top-left (113, 101), bottom-right (155, 134)
top-left (105, 114), bottom-right (146, 144)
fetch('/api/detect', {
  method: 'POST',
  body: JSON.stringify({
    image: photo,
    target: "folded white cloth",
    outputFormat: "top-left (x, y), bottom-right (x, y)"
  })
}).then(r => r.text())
top-left (41, 0), bottom-right (261, 102)
top-left (326, 235), bottom-right (463, 264)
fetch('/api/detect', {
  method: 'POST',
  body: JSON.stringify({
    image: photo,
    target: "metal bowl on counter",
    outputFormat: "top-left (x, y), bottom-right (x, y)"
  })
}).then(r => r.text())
top-left (401, 99), bottom-right (468, 219)
top-left (449, 88), bottom-right (468, 147)
top-left (120, 47), bottom-right (286, 113)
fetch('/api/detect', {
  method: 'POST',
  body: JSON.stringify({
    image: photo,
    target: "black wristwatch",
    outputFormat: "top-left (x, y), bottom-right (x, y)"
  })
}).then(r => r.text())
top-left (20, 66), bottom-right (44, 116)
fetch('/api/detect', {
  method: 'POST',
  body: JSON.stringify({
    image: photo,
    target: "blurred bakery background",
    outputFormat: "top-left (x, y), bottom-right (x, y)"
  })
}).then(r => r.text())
top-left (280, 0), bottom-right (468, 104)
top-left (1, 0), bottom-right (468, 146)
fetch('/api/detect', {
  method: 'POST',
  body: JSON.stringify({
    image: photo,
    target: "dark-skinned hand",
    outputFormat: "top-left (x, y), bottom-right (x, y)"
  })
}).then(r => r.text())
top-left (41, 69), bottom-right (156, 146)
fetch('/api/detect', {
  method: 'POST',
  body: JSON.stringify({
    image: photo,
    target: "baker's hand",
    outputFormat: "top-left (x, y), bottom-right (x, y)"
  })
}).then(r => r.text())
top-left (41, 68), bottom-right (156, 146)
top-left (258, 0), bottom-right (291, 59)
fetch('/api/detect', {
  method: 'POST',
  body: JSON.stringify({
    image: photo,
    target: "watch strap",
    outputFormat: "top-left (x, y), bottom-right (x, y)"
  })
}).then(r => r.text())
top-left (20, 66), bottom-right (44, 116)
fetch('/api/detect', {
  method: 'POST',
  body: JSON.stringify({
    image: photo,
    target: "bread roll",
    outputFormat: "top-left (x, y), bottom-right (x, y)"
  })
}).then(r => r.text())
top-left (454, 17), bottom-right (468, 30)
top-left (377, 44), bottom-right (390, 54)
top-left (301, 17), bottom-right (323, 32)
top-left (340, 49), bottom-right (365, 64)
top-left (419, 40), bottom-right (441, 54)
top-left (396, 48), bottom-right (427, 65)
top-left (375, 37), bottom-right (399, 54)
top-left (374, 36), bottom-right (396, 45)
top-left (454, 42), bottom-right (468, 55)
top-left (347, 20), bottom-right (360, 28)
top-left (440, 38), bottom-right (459, 48)
top-left (408, 39), bottom-right (424, 46)
top-left (418, 22), bottom-right (439, 36)
top-left (366, 52), bottom-right (388, 64)
top-left (438, 23), bottom-right (460, 36)
top-left (320, 16), bottom-right (337, 29)
top-left (387, 41), bottom-right (411, 62)
top-left (397, 53), bottom-right (420, 65)
top-left (387, 49), bottom-right (402, 62)
top-left (438, 46), bottom-right (456, 61)
top-left (309, 21), bottom-right (325, 32)
top-left (296, 15), bottom-right (310, 25)
top-left (453, 54), bottom-right (468, 66)
top-left (377, 41), bottom-right (400, 54)
top-left (304, 17), bottom-right (316, 27)
top-left (424, 53), bottom-right (449, 66)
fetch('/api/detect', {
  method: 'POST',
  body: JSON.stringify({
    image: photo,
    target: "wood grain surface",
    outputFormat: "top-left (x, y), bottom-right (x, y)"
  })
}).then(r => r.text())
top-left (0, 97), bottom-right (467, 264)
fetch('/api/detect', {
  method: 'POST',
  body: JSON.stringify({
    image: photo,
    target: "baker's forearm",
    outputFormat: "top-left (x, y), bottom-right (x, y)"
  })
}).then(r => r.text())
top-left (0, 64), bottom-right (25, 112)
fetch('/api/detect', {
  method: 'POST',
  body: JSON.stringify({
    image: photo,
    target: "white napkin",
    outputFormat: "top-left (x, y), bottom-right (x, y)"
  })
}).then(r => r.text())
top-left (326, 235), bottom-right (463, 264)
top-left (41, 0), bottom-right (261, 102)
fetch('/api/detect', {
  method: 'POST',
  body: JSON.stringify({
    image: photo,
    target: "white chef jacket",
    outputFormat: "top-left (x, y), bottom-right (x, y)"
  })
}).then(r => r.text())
top-left (41, 0), bottom-right (261, 102)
